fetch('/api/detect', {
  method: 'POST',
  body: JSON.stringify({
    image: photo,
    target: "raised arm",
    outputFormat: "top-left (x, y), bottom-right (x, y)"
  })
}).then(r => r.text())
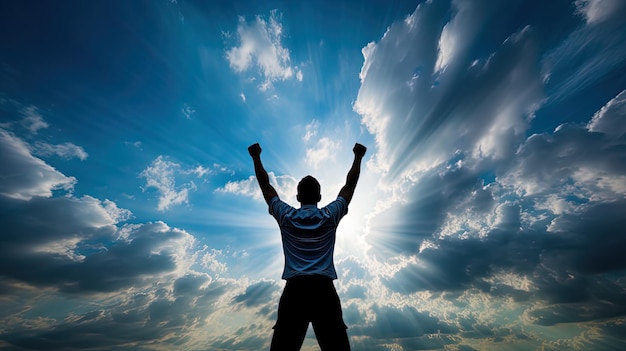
top-left (338, 143), bottom-right (367, 205)
top-left (248, 143), bottom-right (279, 205)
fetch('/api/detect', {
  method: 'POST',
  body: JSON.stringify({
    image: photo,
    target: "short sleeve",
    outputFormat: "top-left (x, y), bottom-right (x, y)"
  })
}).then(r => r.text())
top-left (269, 196), bottom-right (294, 224)
top-left (323, 196), bottom-right (349, 224)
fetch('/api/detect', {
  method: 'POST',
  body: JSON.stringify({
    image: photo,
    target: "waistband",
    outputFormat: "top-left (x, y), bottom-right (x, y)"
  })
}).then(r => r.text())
top-left (286, 274), bottom-right (333, 285)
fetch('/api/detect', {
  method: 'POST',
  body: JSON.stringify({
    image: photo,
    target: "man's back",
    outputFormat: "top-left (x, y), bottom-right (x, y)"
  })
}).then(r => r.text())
top-left (269, 196), bottom-right (348, 279)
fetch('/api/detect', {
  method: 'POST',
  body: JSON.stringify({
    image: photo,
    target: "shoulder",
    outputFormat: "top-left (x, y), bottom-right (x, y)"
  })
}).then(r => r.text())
top-left (326, 196), bottom-right (348, 208)
top-left (322, 196), bottom-right (348, 219)
top-left (269, 196), bottom-right (294, 217)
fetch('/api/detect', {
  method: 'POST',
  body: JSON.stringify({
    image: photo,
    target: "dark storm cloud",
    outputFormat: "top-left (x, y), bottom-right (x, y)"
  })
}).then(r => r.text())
top-left (336, 255), bottom-right (372, 281)
top-left (0, 195), bottom-right (193, 293)
top-left (344, 284), bottom-right (367, 300)
top-left (1, 275), bottom-right (233, 351)
top-left (232, 280), bottom-right (278, 308)
top-left (367, 163), bottom-right (487, 254)
top-left (381, 183), bottom-right (626, 303)
top-left (342, 303), bottom-right (364, 326)
top-left (381, 223), bottom-right (542, 293)
top-left (360, 305), bottom-right (458, 339)
top-left (63, 223), bottom-right (193, 293)
top-left (502, 123), bottom-right (626, 198)
top-left (543, 200), bottom-right (626, 275)
top-left (528, 274), bottom-right (626, 325)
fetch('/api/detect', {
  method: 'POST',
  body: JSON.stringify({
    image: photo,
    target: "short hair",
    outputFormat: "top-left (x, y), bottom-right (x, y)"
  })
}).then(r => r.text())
top-left (297, 175), bottom-right (321, 204)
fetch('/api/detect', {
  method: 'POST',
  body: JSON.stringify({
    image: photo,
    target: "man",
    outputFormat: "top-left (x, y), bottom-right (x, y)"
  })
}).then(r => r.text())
top-left (248, 142), bottom-right (367, 351)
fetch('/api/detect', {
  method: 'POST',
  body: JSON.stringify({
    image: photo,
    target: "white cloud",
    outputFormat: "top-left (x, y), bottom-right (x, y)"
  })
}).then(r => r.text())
top-left (435, 23), bottom-right (455, 72)
top-left (102, 198), bottom-right (133, 223)
top-left (305, 137), bottom-right (340, 169)
top-left (240, 92), bottom-right (246, 102)
top-left (182, 163), bottom-right (233, 178)
top-left (215, 175), bottom-right (260, 199)
top-left (140, 158), bottom-right (233, 210)
top-left (32, 141), bottom-right (88, 160)
top-left (185, 165), bottom-right (213, 178)
top-left (0, 129), bottom-right (76, 200)
top-left (200, 248), bottom-right (228, 275)
top-left (140, 156), bottom-right (194, 211)
top-left (225, 10), bottom-right (302, 91)
top-left (215, 172), bottom-right (297, 202)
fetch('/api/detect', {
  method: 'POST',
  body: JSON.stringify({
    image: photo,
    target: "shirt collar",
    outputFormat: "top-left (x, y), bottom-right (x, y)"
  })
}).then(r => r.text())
top-left (300, 204), bottom-right (318, 209)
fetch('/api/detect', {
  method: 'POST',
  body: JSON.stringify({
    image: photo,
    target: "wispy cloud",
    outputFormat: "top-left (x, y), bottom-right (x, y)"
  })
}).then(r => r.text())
top-left (575, 0), bottom-right (626, 25)
top-left (182, 103), bottom-right (196, 119)
top-left (20, 106), bottom-right (48, 134)
top-left (302, 119), bottom-right (319, 142)
top-left (542, 0), bottom-right (626, 102)
top-left (124, 140), bottom-right (143, 149)
top-left (225, 10), bottom-right (303, 91)
top-left (32, 141), bottom-right (88, 160)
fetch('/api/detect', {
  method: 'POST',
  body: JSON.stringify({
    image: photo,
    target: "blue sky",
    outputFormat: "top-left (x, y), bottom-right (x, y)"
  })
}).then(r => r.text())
top-left (1, 0), bottom-right (626, 350)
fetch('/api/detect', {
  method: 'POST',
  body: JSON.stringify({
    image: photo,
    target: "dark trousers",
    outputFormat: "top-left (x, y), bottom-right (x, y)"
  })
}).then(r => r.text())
top-left (270, 275), bottom-right (351, 351)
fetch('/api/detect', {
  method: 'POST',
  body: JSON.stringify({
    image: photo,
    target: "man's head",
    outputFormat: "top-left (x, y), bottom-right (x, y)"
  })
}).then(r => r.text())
top-left (297, 175), bottom-right (321, 205)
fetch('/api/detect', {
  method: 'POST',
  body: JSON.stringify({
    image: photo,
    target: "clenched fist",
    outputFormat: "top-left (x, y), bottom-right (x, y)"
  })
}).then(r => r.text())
top-left (248, 143), bottom-right (262, 158)
top-left (353, 143), bottom-right (367, 158)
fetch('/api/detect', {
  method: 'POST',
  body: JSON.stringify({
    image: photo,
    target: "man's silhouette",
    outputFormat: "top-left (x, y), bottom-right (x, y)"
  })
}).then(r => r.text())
top-left (248, 142), bottom-right (366, 351)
